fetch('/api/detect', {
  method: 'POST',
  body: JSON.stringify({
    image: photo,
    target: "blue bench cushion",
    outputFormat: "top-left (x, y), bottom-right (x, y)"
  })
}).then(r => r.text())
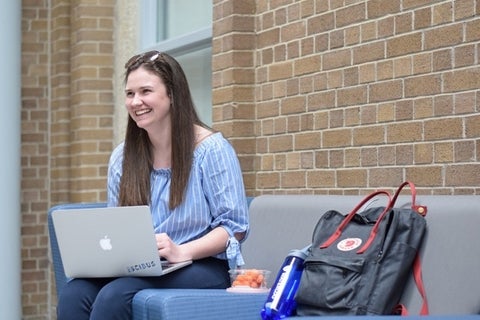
top-left (132, 289), bottom-right (267, 320)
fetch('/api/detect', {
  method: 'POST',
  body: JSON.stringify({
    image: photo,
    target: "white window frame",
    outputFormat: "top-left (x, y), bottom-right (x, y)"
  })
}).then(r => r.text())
top-left (140, 1), bottom-right (212, 55)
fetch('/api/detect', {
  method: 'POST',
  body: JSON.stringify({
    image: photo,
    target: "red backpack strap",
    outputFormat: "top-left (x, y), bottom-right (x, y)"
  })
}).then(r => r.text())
top-left (393, 304), bottom-right (409, 316)
top-left (391, 182), bottom-right (429, 315)
top-left (356, 204), bottom-right (391, 254)
top-left (391, 181), bottom-right (427, 216)
top-left (413, 253), bottom-right (429, 315)
top-left (320, 191), bottom-right (391, 249)
top-left (392, 253), bottom-right (429, 316)
top-left (357, 181), bottom-right (427, 254)
top-left (397, 182), bottom-right (429, 315)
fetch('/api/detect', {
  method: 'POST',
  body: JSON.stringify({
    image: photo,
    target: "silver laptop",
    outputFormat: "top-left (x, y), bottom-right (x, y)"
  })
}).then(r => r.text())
top-left (52, 205), bottom-right (192, 278)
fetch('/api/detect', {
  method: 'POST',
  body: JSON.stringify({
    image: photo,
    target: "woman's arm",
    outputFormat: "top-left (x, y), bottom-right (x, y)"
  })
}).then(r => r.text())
top-left (156, 227), bottom-right (231, 262)
top-left (157, 133), bottom-right (249, 264)
top-left (201, 135), bottom-right (249, 238)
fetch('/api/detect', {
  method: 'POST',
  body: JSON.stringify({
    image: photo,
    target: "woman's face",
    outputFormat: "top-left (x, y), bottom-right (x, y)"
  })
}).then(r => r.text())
top-left (124, 66), bottom-right (171, 131)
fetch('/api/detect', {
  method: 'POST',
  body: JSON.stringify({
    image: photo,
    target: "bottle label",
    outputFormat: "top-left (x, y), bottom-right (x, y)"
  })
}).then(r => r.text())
top-left (270, 264), bottom-right (292, 307)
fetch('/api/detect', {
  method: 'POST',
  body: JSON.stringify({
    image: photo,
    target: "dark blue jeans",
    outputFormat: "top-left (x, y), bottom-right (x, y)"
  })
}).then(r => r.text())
top-left (57, 257), bottom-right (230, 320)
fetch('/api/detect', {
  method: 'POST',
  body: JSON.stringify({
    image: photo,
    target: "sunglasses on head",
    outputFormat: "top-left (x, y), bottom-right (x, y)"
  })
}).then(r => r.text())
top-left (125, 50), bottom-right (163, 69)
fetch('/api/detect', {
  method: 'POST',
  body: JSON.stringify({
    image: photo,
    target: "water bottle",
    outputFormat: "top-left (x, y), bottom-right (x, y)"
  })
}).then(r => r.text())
top-left (260, 245), bottom-right (311, 320)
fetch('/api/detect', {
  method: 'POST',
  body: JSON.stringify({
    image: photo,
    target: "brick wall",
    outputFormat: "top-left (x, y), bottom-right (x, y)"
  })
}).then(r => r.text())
top-left (21, 1), bottom-right (51, 318)
top-left (212, 0), bottom-right (258, 194)
top-left (213, 0), bottom-right (480, 196)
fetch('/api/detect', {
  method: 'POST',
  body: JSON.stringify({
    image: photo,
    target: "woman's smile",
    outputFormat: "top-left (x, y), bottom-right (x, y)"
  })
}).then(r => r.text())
top-left (135, 108), bottom-right (152, 117)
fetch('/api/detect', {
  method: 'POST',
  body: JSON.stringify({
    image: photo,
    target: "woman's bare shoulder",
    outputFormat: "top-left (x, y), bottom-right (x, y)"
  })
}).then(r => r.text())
top-left (194, 125), bottom-right (214, 146)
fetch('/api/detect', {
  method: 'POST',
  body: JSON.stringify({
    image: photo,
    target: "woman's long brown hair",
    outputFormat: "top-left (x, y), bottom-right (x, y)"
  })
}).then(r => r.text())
top-left (119, 51), bottom-right (206, 209)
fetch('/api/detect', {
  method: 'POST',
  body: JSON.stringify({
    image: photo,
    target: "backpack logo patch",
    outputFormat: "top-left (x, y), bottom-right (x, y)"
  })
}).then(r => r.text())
top-left (337, 238), bottom-right (362, 251)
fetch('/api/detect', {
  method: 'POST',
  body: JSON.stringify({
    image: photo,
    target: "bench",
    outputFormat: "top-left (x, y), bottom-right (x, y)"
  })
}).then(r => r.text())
top-left (48, 194), bottom-right (480, 319)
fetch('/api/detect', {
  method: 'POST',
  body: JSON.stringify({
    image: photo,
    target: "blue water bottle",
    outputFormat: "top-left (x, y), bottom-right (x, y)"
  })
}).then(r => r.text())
top-left (260, 245), bottom-right (311, 320)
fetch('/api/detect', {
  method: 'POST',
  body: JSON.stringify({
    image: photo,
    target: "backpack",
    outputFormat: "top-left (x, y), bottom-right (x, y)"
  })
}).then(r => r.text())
top-left (295, 181), bottom-right (428, 316)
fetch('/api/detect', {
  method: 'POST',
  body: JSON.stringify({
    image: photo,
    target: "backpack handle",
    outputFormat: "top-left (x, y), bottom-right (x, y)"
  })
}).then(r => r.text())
top-left (356, 181), bottom-right (427, 254)
top-left (319, 191), bottom-right (391, 249)
top-left (391, 181), bottom-right (427, 216)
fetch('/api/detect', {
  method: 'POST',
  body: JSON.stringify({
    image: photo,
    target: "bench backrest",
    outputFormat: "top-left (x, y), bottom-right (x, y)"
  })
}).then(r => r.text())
top-left (242, 194), bottom-right (480, 315)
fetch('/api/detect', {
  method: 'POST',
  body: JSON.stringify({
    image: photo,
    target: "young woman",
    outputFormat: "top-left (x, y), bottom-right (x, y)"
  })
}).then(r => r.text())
top-left (57, 51), bottom-right (249, 320)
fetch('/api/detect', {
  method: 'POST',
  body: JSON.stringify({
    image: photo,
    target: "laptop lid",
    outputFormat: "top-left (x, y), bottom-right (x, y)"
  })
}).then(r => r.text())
top-left (52, 205), bottom-right (191, 278)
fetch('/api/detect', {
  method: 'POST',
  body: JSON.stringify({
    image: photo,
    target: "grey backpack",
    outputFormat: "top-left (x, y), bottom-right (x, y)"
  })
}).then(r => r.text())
top-left (295, 182), bottom-right (428, 316)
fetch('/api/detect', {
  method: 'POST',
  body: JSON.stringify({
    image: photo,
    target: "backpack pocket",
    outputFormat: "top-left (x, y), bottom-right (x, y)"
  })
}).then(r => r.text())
top-left (296, 253), bottom-right (365, 312)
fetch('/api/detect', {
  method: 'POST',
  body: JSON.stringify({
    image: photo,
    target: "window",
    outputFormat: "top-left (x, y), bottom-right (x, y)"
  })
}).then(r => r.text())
top-left (141, 0), bottom-right (213, 125)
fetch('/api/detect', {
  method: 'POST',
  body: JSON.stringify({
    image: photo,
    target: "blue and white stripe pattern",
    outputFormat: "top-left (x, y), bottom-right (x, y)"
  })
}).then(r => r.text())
top-left (107, 132), bottom-right (249, 266)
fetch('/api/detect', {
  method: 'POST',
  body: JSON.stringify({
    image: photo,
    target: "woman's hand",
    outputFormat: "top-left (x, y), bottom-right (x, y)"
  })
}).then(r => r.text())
top-left (155, 233), bottom-right (191, 263)
top-left (155, 227), bottom-right (232, 263)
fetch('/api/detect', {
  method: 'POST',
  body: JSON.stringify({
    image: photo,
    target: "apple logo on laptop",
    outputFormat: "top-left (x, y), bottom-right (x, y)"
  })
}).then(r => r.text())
top-left (99, 236), bottom-right (113, 250)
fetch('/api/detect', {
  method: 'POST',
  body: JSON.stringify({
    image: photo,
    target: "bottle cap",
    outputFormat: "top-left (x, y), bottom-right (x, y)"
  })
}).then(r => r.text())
top-left (289, 249), bottom-right (307, 259)
top-left (288, 244), bottom-right (311, 260)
